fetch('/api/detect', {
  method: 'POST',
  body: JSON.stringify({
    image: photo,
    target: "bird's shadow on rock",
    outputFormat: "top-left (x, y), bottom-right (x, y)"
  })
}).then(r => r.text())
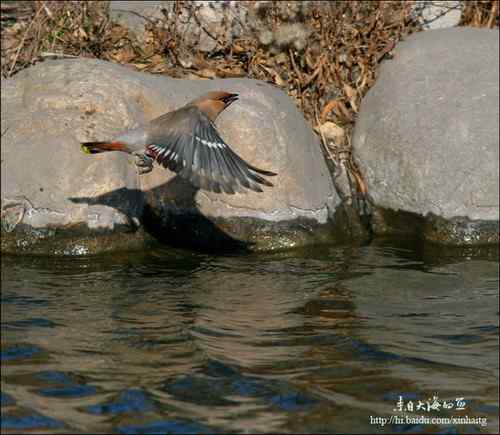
top-left (69, 175), bottom-right (250, 253)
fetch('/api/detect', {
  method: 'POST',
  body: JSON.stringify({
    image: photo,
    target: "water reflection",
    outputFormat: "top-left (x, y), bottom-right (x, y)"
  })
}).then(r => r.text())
top-left (1, 242), bottom-right (498, 433)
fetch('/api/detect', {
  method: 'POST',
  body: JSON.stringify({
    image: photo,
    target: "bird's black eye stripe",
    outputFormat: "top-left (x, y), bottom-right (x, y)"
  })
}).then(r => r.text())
top-left (221, 94), bottom-right (238, 104)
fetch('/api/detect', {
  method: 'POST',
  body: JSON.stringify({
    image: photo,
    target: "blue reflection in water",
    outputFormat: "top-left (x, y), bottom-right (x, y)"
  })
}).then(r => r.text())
top-left (1, 344), bottom-right (43, 361)
top-left (87, 389), bottom-right (154, 415)
top-left (0, 392), bottom-right (16, 407)
top-left (269, 392), bottom-right (318, 411)
top-left (36, 370), bottom-right (75, 384)
top-left (34, 370), bottom-right (98, 398)
top-left (165, 360), bottom-right (319, 412)
top-left (38, 385), bottom-right (98, 398)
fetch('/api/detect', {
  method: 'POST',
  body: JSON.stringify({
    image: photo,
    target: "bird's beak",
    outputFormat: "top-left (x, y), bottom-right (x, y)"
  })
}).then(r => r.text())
top-left (222, 93), bottom-right (239, 106)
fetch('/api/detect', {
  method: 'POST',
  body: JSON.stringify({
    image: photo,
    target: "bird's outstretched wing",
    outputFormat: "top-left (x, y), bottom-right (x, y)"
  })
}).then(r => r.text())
top-left (145, 109), bottom-right (277, 194)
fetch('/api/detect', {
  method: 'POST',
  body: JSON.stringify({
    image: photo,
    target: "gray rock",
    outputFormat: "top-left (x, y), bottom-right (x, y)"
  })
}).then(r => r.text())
top-left (1, 58), bottom-right (339, 254)
top-left (108, 1), bottom-right (166, 38)
top-left (353, 28), bottom-right (499, 245)
top-left (109, 1), bottom-right (248, 52)
top-left (273, 23), bottom-right (311, 52)
top-left (412, 1), bottom-right (462, 30)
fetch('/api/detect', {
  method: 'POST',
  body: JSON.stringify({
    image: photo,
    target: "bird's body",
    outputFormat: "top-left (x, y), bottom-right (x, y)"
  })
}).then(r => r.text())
top-left (81, 92), bottom-right (276, 194)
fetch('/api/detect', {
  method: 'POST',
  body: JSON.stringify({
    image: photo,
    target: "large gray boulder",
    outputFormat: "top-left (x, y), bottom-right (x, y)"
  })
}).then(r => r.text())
top-left (353, 28), bottom-right (499, 245)
top-left (1, 58), bottom-right (339, 254)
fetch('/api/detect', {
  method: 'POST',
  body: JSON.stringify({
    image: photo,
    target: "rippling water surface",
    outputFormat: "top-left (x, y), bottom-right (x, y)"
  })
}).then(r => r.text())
top-left (1, 240), bottom-right (499, 434)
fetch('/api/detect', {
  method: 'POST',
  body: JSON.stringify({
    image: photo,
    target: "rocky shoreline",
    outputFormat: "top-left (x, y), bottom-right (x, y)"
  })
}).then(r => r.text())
top-left (1, 26), bottom-right (498, 255)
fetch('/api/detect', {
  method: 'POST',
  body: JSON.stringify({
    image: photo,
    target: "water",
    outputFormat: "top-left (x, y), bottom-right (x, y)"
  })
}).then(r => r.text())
top-left (1, 240), bottom-right (498, 434)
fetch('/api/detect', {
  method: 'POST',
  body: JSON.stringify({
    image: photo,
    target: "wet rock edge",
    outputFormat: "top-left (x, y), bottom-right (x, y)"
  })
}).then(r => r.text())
top-left (371, 206), bottom-right (499, 246)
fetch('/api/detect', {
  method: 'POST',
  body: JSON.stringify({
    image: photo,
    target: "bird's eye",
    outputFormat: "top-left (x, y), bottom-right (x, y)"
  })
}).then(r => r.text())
top-left (222, 94), bottom-right (238, 104)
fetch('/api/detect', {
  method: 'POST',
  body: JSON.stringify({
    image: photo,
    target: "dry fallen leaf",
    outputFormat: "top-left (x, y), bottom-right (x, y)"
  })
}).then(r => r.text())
top-left (217, 65), bottom-right (246, 78)
top-left (259, 64), bottom-right (286, 86)
top-left (232, 42), bottom-right (245, 53)
top-left (320, 99), bottom-right (354, 123)
top-left (320, 100), bottom-right (338, 123)
top-left (148, 62), bottom-right (168, 73)
top-left (111, 47), bottom-right (136, 63)
top-left (132, 63), bottom-right (149, 70)
top-left (108, 25), bottom-right (128, 44)
top-left (315, 121), bottom-right (346, 144)
top-left (194, 68), bottom-right (217, 79)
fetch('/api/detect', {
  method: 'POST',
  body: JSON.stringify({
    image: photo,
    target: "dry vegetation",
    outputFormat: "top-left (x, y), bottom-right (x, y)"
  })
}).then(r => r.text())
top-left (1, 1), bottom-right (424, 129)
top-left (1, 0), bottom-right (498, 200)
top-left (459, 0), bottom-right (499, 27)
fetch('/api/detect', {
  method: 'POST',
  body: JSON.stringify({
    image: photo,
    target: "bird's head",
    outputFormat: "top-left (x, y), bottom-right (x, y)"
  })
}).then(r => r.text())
top-left (189, 91), bottom-right (239, 121)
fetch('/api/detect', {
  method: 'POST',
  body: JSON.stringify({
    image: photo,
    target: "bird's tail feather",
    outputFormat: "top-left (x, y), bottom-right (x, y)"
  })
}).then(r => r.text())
top-left (247, 164), bottom-right (277, 177)
top-left (80, 141), bottom-right (127, 154)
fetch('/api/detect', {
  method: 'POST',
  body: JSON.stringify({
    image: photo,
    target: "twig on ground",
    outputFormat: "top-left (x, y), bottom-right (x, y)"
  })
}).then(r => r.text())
top-left (8, 4), bottom-right (44, 76)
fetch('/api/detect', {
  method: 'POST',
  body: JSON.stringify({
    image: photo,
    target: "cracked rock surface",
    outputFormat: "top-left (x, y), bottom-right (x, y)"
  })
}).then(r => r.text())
top-left (353, 28), bottom-right (499, 245)
top-left (1, 58), bottom-right (339, 254)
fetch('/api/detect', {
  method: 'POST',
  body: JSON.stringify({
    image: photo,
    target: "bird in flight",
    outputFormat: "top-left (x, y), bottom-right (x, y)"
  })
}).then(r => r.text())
top-left (80, 91), bottom-right (277, 194)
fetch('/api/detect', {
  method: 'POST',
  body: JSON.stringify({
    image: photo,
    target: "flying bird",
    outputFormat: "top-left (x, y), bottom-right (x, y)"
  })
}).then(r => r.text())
top-left (80, 91), bottom-right (277, 194)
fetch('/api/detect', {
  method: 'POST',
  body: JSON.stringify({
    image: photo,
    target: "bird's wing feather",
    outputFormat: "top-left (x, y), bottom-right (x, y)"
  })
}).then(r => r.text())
top-left (145, 108), bottom-right (276, 194)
